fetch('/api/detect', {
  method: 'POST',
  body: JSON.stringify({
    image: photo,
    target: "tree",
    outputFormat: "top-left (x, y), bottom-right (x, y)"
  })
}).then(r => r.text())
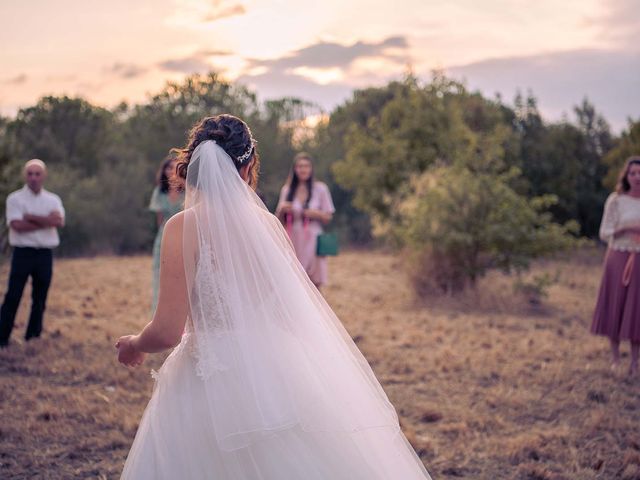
top-left (119, 74), bottom-right (312, 210)
top-left (333, 76), bottom-right (465, 223)
top-left (514, 96), bottom-right (613, 237)
top-left (121, 73), bottom-right (258, 173)
top-left (603, 119), bottom-right (640, 190)
top-left (332, 73), bottom-right (518, 235)
top-left (572, 98), bottom-right (613, 236)
top-left (304, 80), bottom-right (423, 244)
top-left (5, 96), bottom-right (115, 176)
top-left (0, 116), bottom-right (15, 252)
top-left (251, 97), bottom-right (313, 209)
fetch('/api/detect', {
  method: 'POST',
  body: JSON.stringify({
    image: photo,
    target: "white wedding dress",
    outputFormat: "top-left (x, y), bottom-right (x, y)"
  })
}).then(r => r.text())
top-left (121, 141), bottom-right (431, 479)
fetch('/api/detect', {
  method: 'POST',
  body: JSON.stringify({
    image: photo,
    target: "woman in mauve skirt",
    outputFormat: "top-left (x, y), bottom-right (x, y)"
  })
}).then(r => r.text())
top-left (592, 155), bottom-right (640, 376)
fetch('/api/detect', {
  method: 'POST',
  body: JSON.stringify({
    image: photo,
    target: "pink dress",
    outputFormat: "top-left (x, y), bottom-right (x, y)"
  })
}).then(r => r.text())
top-left (277, 182), bottom-right (335, 286)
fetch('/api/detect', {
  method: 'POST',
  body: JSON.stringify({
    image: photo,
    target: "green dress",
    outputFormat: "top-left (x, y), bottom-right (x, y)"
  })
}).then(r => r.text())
top-left (149, 186), bottom-right (184, 310)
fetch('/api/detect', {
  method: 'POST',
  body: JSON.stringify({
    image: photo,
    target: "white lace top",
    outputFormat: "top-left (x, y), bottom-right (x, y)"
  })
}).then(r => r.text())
top-left (599, 193), bottom-right (640, 252)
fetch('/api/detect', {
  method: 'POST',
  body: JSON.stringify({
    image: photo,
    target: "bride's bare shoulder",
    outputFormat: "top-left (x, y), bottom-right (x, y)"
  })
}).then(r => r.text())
top-left (165, 210), bottom-right (186, 229)
top-left (162, 211), bottom-right (186, 246)
top-left (164, 209), bottom-right (203, 256)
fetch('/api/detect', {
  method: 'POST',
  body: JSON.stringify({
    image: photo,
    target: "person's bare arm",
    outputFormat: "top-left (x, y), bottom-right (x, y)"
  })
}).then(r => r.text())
top-left (304, 208), bottom-right (333, 225)
top-left (276, 201), bottom-right (293, 223)
top-left (275, 186), bottom-right (292, 223)
top-left (156, 212), bottom-right (164, 228)
top-left (23, 211), bottom-right (64, 228)
top-left (9, 219), bottom-right (41, 233)
top-left (117, 212), bottom-right (188, 365)
top-left (304, 184), bottom-right (334, 225)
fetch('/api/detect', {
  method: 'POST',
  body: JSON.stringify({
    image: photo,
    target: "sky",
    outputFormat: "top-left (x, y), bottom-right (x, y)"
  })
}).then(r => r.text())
top-left (0, 0), bottom-right (638, 130)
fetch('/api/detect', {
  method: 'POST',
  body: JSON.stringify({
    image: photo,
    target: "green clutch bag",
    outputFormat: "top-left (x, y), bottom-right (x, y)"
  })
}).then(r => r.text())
top-left (316, 232), bottom-right (339, 257)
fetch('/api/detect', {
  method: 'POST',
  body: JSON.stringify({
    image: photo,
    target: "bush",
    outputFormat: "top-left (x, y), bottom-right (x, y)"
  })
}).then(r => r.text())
top-left (399, 166), bottom-right (577, 294)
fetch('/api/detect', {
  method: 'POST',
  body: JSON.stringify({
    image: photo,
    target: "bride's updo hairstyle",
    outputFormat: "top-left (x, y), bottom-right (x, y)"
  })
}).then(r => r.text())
top-left (175, 114), bottom-right (260, 189)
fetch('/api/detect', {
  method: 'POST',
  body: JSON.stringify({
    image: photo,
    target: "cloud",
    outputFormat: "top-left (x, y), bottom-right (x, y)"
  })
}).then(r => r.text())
top-left (235, 36), bottom-right (411, 112)
top-left (157, 48), bottom-right (235, 74)
top-left (198, 49), bottom-right (233, 57)
top-left (104, 63), bottom-right (149, 79)
top-left (167, 0), bottom-right (246, 26)
top-left (158, 56), bottom-right (212, 74)
top-left (1, 74), bottom-right (28, 85)
top-left (202, 2), bottom-right (245, 22)
top-left (585, 0), bottom-right (640, 46)
top-left (237, 69), bottom-right (354, 112)
top-left (447, 48), bottom-right (640, 131)
top-left (246, 36), bottom-right (409, 72)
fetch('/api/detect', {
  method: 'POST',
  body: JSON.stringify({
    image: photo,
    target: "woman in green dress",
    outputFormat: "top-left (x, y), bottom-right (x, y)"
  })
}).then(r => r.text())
top-left (149, 156), bottom-right (184, 310)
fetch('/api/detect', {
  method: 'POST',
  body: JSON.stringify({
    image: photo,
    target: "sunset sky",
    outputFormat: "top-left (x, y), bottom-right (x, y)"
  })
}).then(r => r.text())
top-left (0, 0), bottom-right (638, 130)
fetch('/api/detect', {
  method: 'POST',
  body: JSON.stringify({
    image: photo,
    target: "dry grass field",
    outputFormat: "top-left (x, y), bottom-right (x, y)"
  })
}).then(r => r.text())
top-left (0, 249), bottom-right (639, 479)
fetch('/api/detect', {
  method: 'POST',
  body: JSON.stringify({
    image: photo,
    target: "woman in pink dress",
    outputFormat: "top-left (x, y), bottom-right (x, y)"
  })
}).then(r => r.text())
top-left (276, 153), bottom-right (335, 288)
top-left (591, 155), bottom-right (640, 377)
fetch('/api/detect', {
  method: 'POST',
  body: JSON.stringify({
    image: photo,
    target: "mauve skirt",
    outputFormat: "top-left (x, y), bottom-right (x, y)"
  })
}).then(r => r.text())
top-left (591, 249), bottom-right (640, 342)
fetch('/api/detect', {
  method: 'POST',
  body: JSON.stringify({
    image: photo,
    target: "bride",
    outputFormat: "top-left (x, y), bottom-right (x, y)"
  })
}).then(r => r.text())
top-left (116, 114), bottom-right (432, 479)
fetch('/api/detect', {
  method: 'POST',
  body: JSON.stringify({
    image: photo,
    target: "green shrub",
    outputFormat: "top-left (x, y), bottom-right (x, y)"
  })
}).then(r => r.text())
top-left (399, 166), bottom-right (578, 293)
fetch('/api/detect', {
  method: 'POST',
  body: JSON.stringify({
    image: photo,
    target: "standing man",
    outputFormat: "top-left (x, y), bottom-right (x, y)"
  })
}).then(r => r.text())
top-left (0, 159), bottom-right (65, 347)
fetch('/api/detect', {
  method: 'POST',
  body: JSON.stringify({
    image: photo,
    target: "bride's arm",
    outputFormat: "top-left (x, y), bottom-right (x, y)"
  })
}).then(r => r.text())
top-left (117, 213), bottom-right (189, 365)
top-left (136, 212), bottom-right (189, 351)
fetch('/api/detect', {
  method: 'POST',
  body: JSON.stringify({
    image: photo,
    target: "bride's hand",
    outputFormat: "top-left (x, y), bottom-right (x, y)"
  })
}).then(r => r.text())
top-left (116, 335), bottom-right (146, 367)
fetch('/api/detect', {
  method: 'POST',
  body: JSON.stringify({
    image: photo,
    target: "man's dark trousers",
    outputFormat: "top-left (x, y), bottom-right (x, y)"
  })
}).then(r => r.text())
top-left (0, 247), bottom-right (53, 345)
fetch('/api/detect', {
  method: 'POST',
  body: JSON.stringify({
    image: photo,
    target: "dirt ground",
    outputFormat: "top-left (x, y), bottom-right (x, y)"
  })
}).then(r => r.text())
top-left (0, 249), bottom-right (639, 479)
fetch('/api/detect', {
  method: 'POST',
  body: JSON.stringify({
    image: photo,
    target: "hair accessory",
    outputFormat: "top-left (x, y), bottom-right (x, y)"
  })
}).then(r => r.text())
top-left (236, 139), bottom-right (255, 164)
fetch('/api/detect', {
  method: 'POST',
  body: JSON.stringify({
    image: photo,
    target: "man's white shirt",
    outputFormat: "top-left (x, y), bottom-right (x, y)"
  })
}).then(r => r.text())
top-left (6, 185), bottom-right (65, 248)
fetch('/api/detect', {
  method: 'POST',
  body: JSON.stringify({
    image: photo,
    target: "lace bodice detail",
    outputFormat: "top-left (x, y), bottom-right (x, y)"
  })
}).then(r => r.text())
top-left (186, 247), bottom-right (232, 377)
top-left (600, 193), bottom-right (640, 252)
top-left (193, 247), bottom-right (231, 333)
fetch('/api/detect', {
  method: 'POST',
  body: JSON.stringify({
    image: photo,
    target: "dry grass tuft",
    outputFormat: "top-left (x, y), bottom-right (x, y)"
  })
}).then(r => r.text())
top-left (621, 464), bottom-right (640, 480)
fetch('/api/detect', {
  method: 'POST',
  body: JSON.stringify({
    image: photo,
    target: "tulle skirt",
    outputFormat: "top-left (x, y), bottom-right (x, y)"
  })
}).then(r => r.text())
top-left (121, 338), bottom-right (431, 480)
